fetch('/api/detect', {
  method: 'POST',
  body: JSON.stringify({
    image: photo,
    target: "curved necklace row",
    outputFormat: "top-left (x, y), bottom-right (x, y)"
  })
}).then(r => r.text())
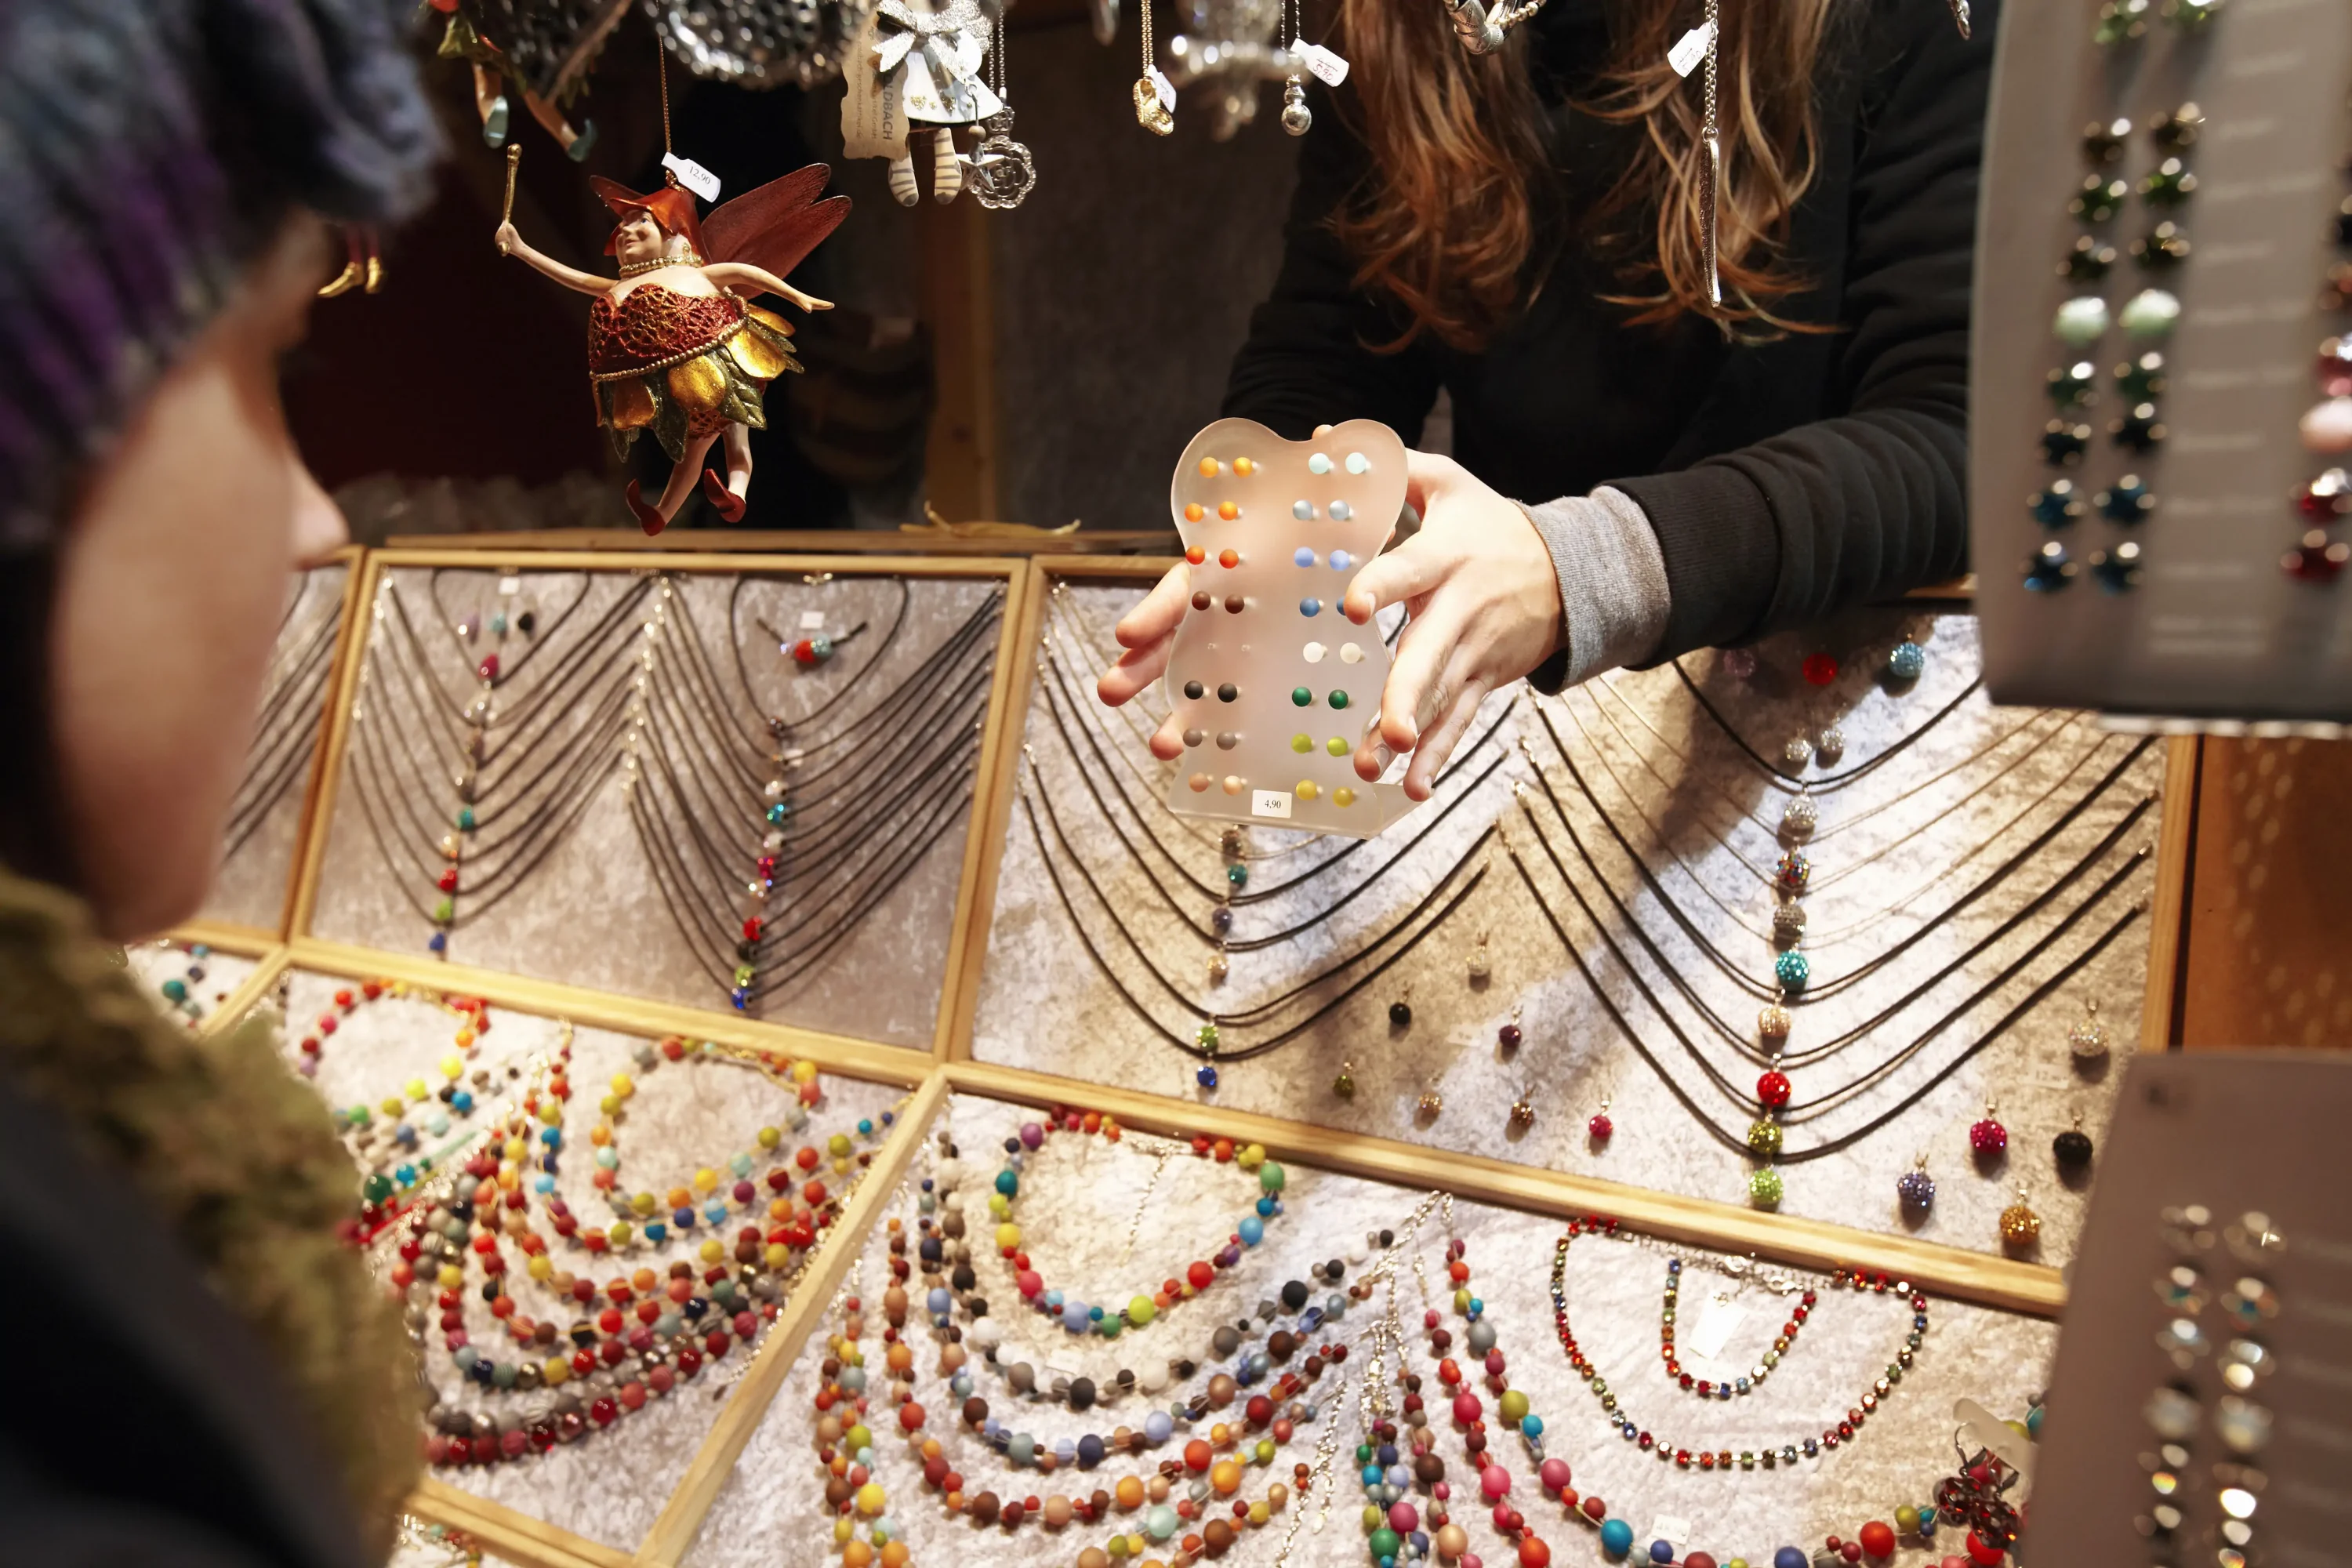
top-left (1548, 1217), bottom-right (1930, 1472)
top-left (375, 1039), bottom-right (901, 1468)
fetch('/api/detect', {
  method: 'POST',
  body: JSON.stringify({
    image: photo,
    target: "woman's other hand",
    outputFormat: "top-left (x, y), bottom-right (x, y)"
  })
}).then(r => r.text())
top-left (1345, 451), bottom-right (1560, 799)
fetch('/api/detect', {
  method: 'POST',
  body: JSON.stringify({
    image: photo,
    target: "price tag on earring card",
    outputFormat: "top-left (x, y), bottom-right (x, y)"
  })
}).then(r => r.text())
top-left (1148, 66), bottom-right (1176, 111)
top-left (1251, 789), bottom-right (1294, 820)
top-left (1667, 19), bottom-right (1714, 77)
top-left (799, 610), bottom-right (827, 629)
top-left (1294, 42), bottom-right (1349, 85)
top-left (1646, 1518), bottom-right (1691, 1552)
top-left (662, 153), bottom-right (723, 202)
top-left (1685, 1292), bottom-right (1748, 1361)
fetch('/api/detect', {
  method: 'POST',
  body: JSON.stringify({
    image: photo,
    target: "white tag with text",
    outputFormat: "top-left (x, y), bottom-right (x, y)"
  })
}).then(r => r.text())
top-left (799, 610), bottom-right (827, 629)
top-left (1668, 20), bottom-right (1714, 77)
top-left (1149, 67), bottom-right (1176, 111)
top-left (1686, 1293), bottom-right (1747, 1361)
top-left (1296, 42), bottom-right (1350, 85)
top-left (1251, 789), bottom-right (1294, 820)
top-left (1646, 1516), bottom-right (1691, 1550)
top-left (662, 154), bottom-right (722, 202)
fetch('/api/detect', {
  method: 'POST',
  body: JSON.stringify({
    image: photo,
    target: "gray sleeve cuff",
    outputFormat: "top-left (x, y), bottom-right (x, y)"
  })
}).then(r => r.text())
top-left (1518, 486), bottom-right (1672, 694)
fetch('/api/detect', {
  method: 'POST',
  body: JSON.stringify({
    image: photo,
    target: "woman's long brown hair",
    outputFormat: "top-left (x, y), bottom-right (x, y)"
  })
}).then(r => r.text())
top-left (1330, 0), bottom-right (1836, 350)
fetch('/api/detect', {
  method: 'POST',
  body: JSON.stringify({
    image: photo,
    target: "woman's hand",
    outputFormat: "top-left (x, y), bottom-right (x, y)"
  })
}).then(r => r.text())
top-left (1097, 441), bottom-right (1562, 799)
top-left (1343, 450), bottom-right (1561, 798)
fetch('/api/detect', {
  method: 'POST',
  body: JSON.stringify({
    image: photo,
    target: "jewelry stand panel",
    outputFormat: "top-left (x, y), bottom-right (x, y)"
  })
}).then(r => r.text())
top-left (302, 559), bottom-right (1013, 1051)
top-left (200, 557), bottom-right (356, 934)
top-left (969, 580), bottom-right (2168, 1266)
top-left (255, 964), bottom-right (916, 1555)
top-left (681, 1088), bottom-right (2053, 1568)
top-left (124, 937), bottom-right (263, 1033)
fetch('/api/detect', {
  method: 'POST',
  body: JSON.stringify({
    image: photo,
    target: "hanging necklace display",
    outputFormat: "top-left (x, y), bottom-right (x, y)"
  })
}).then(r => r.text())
top-left (651, 0), bottom-right (875, 89)
top-left (344, 572), bottom-right (644, 956)
top-left (498, 56), bottom-right (846, 532)
top-left (967, 9), bottom-right (1037, 209)
top-left (624, 575), bottom-right (1004, 1012)
top-left (223, 572), bottom-right (342, 861)
top-left (1134, 0), bottom-right (1175, 132)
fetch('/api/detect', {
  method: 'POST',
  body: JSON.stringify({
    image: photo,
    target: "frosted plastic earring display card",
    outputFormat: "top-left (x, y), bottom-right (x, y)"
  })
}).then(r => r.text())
top-left (1971, 0), bottom-right (2352, 721)
top-left (1160, 418), bottom-right (1416, 840)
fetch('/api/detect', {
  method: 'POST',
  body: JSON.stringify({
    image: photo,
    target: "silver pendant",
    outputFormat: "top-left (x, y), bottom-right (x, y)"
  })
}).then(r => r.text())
top-left (1781, 735), bottom-right (1813, 769)
top-left (968, 111), bottom-right (1036, 209)
top-left (1281, 78), bottom-right (1312, 136)
top-left (1771, 901), bottom-right (1807, 945)
top-left (1815, 724), bottom-right (1846, 764)
top-left (1779, 792), bottom-right (1817, 840)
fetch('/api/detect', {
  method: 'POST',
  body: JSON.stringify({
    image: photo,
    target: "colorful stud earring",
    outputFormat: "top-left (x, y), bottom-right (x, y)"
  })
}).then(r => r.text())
top-left (1509, 1092), bottom-right (1536, 1131)
top-left (2031, 480), bottom-right (2084, 527)
top-left (1897, 1155), bottom-right (1936, 1215)
top-left (1497, 1006), bottom-right (1523, 1052)
top-left (2060, 235), bottom-right (2118, 282)
top-left (2054, 1112), bottom-right (2096, 1171)
top-left (1207, 950), bottom-right (1229, 985)
top-left (1331, 1060), bottom-right (1356, 1098)
top-left (1588, 1098), bottom-right (1613, 1144)
top-left (1196, 1064), bottom-right (1219, 1090)
top-left (1970, 1103), bottom-right (2009, 1158)
top-left (2068, 998), bottom-right (2111, 1061)
top-left (2024, 540), bottom-right (2077, 590)
top-left (2082, 116), bottom-right (2131, 163)
top-left (2092, 542), bottom-right (2145, 592)
top-left (1886, 639), bottom-right (1926, 682)
top-left (2000, 1190), bottom-right (2042, 1250)
top-left (1417, 1080), bottom-right (1444, 1118)
top-left (1815, 724), bottom-right (1846, 764)
top-left (2070, 175), bottom-right (2129, 223)
top-left (1781, 734), bottom-right (1814, 769)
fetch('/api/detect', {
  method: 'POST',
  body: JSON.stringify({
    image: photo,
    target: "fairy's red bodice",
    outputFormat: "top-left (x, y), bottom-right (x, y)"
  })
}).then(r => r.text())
top-left (587, 284), bottom-right (742, 373)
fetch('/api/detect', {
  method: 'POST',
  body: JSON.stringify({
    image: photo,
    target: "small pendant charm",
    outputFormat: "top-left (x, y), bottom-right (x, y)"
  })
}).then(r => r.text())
top-left (1969, 1102), bottom-right (2009, 1157)
top-left (1279, 78), bottom-right (1311, 136)
top-left (1207, 952), bottom-right (1229, 985)
top-left (1467, 931), bottom-right (1491, 983)
top-left (1779, 792), bottom-right (1818, 840)
top-left (1196, 1022), bottom-right (1219, 1054)
top-left (968, 111), bottom-right (1037, 211)
top-left (1509, 1096), bottom-right (1535, 1131)
top-left (2054, 1112), bottom-right (2096, 1171)
top-left (1896, 1155), bottom-right (1936, 1215)
top-left (1332, 1061), bottom-right (1356, 1098)
top-left (1887, 638), bottom-right (1926, 682)
top-left (1745, 1118), bottom-right (1784, 1156)
top-left (1999, 1191), bottom-right (2042, 1250)
top-left (1802, 652), bottom-right (1840, 686)
top-left (1417, 1082), bottom-right (1444, 1119)
top-left (2067, 998), bottom-right (2111, 1061)
top-left (1815, 724), bottom-right (1846, 764)
top-left (1196, 1064), bottom-right (1219, 1090)
top-left (1773, 949), bottom-right (1811, 993)
top-left (1497, 1006), bottom-right (1523, 1052)
top-left (1774, 851), bottom-right (1812, 894)
top-left (1132, 77), bottom-right (1174, 135)
top-left (1748, 1167), bottom-right (1785, 1209)
top-left (1388, 989), bottom-right (1413, 1028)
top-left (1757, 1000), bottom-right (1792, 1043)
top-left (1588, 1099), bottom-right (1613, 1143)
top-left (1756, 1065), bottom-right (1792, 1109)
top-left (1771, 901), bottom-right (1807, 946)
top-left (1720, 648), bottom-right (1757, 680)
top-left (1782, 735), bottom-right (1814, 769)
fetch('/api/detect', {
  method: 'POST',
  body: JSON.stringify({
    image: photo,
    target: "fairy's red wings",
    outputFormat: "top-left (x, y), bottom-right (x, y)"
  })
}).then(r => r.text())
top-left (702, 165), bottom-right (851, 281)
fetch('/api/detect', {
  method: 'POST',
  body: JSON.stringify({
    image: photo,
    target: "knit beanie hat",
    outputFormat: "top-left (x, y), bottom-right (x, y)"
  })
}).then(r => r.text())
top-left (0, 0), bottom-right (443, 551)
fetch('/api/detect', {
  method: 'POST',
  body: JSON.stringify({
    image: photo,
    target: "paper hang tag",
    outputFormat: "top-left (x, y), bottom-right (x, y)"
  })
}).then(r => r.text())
top-left (1684, 1293), bottom-right (1748, 1361)
top-left (1646, 1517), bottom-right (1691, 1551)
top-left (1251, 789), bottom-right (1294, 820)
top-left (662, 154), bottom-right (723, 202)
top-left (798, 610), bottom-right (827, 630)
top-left (840, 8), bottom-right (911, 161)
top-left (1667, 19), bottom-right (1714, 77)
top-left (1149, 66), bottom-right (1176, 111)
top-left (1294, 42), bottom-right (1349, 86)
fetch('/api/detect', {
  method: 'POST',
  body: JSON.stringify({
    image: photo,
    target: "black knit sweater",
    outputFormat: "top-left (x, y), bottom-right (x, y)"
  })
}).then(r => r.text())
top-left (1222, 0), bottom-right (1991, 657)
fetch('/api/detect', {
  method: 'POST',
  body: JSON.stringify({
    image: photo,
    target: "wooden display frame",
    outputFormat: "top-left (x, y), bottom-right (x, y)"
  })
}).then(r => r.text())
top-left (285, 548), bottom-right (1033, 1069)
top-left (172, 545), bottom-right (370, 947)
top-left (383, 528), bottom-right (1181, 557)
top-left (212, 550), bottom-right (2205, 1568)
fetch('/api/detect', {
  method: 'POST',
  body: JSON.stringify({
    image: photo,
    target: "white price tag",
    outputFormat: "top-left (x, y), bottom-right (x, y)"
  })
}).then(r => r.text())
top-left (1251, 789), bottom-right (1294, 820)
top-left (1646, 1517), bottom-right (1690, 1551)
top-left (1295, 42), bottom-right (1349, 85)
top-left (799, 610), bottom-right (827, 630)
top-left (1685, 1293), bottom-right (1748, 1361)
top-left (662, 153), bottom-right (723, 202)
top-left (1667, 20), bottom-right (1714, 77)
top-left (1149, 67), bottom-right (1176, 111)
top-left (498, 575), bottom-right (521, 596)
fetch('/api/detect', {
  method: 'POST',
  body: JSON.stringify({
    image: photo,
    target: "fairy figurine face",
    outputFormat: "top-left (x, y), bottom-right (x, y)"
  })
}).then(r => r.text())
top-left (612, 209), bottom-right (672, 266)
top-left (602, 184), bottom-right (708, 270)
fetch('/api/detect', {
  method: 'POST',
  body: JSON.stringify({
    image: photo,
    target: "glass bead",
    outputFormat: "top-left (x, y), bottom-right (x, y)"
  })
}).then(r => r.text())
top-left (2070, 175), bottom-right (2129, 223)
top-left (2120, 288), bottom-right (2180, 340)
top-left (1815, 724), bottom-right (1845, 763)
top-left (1886, 640), bottom-right (1926, 682)
top-left (2092, 543), bottom-right (2144, 593)
top-left (1293, 500), bottom-right (1315, 521)
top-left (2117, 350), bottom-right (2168, 401)
top-left (2060, 236), bottom-right (2116, 283)
top-left (2096, 476), bottom-right (2154, 523)
top-left (2113, 403), bottom-right (2165, 452)
top-left (2024, 540), bottom-right (2076, 591)
top-left (2030, 481), bottom-right (2082, 528)
top-left (2053, 296), bottom-right (2111, 346)
top-left (1896, 1166), bottom-right (1936, 1214)
top-left (1330, 500), bottom-right (1353, 521)
top-left (2141, 157), bottom-right (2196, 207)
top-left (2000, 1199), bottom-right (2042, 1248)
top-left (2042, 420), bottom-right (2092, 463)
top-left (2045, 360), bottom-right (2096, 408)
top-left (1774, 951), bottom-right (1810, 992)
top-left (2285, 530), bottom-right (2350, 583)
top-left (1781, 735), bottom-right (1813, 769)
top-left (1748, 1169), bottom-right (1784, 1208)
top-left (1746, 1119), bottom-right (1784, 1156)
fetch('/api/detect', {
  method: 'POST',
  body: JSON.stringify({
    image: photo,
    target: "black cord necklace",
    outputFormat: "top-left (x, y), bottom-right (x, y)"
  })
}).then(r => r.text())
top-left (223, 579), bottom-right (341, 858)
top-left (1668, 659), bottom-right (1986, 794)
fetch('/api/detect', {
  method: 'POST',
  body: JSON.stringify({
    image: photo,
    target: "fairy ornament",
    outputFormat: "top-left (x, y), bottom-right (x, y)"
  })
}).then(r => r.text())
top-left (494, 134), bottom-right (848, 534)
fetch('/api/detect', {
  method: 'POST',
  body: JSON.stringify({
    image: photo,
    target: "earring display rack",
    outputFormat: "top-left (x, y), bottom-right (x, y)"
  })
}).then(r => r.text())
top-left (198, 546), bottom-right (2204, 1568)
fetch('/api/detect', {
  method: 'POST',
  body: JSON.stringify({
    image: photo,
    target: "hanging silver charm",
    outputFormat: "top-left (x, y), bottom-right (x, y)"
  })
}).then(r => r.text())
top-left (1699, 0), bottom-right (1722, 307)
top-left (1444, 0), bottom-right (1504, 51)
top-left (968, 111), bottom-right (1036, 208)
top-left (1281, 77), bottom-right (1312, 135)
top-left (1947, 0), bottom-right (1972, 38)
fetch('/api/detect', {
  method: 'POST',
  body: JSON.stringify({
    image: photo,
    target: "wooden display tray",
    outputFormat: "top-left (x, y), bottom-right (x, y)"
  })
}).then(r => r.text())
top-left (200, 547), bottom-right (2202, 1568)
top-left (383, 528), bottom-right (1182, 557)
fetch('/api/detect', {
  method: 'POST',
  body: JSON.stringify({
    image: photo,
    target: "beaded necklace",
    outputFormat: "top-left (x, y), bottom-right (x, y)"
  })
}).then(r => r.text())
top-left (947, 1113), bottom-right (1290, 1341)
top-left (140, 939), bottom-right (227, 1029)
top-left (375, 1040), bottom-right (900, 1468)
top-left (1546, 1218), bottom-right (1930, 1471)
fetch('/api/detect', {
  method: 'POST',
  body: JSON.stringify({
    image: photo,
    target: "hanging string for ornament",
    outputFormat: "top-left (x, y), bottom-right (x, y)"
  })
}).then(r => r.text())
top-left (1133, 0), bottom-right (1174, 132)
top-left (1700, 0), bottom-right (1722, 310)
top-left (1279, 0), bottom-right (1311, 136)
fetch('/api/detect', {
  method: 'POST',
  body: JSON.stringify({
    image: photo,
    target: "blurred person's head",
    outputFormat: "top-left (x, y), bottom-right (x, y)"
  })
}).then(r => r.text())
top-left (0, 0), bottom-right (438, 937)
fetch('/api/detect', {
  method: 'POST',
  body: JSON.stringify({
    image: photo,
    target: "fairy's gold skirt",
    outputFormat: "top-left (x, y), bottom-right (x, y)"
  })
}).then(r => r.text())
top-left (595, 303), bottom-right (800, 463)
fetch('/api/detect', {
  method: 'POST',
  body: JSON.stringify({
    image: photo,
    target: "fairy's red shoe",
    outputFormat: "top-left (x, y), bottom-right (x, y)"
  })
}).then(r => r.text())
top-left (625, 479), bottom-right (667, 536)
top-left (701, 468), bottom-right (746, 523)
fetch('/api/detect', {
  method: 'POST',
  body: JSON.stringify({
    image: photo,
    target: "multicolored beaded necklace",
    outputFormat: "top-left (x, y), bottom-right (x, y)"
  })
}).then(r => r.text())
top-left (960, 1112), bottom-right (1290, 1339)
top-left (140, 939), bottom-right (229, 1029)
top-left (1546, 1218), bottom-right (1930, 1472)
top-left (371, 1036), bottom-right (898, 1467)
